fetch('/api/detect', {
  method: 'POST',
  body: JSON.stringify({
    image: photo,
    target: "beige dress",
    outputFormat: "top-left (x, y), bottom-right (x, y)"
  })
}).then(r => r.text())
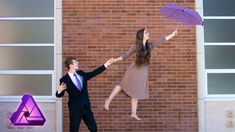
top-left (119, 37), bottom-right (166, 100)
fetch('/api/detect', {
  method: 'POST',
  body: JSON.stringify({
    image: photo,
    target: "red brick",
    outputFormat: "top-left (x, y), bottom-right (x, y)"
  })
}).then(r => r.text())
top-left (62, 0), bottom-right (198, 131)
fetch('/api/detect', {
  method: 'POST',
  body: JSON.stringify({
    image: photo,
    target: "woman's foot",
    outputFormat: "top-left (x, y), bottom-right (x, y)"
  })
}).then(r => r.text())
top-left (131, 114), bottom-right (141, 121)
top-left (104, 99), bottom-right (109, 111)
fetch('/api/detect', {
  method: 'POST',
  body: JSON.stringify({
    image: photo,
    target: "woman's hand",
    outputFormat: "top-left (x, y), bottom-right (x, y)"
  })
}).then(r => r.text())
top-left (171, 30), bottom-right (177, 37)
top-left (165, 30), bottom-right (177, 41)
top-left (169, 30), bottom-right (177, 40)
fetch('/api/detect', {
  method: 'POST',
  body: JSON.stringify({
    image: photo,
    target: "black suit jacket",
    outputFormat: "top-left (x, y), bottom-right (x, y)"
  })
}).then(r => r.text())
top-left (56, 65), bottom-right (106, 108)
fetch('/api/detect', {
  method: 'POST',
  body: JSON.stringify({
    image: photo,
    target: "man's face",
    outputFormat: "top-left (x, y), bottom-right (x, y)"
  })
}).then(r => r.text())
top-left (70, 59), bottom-right (79, 70)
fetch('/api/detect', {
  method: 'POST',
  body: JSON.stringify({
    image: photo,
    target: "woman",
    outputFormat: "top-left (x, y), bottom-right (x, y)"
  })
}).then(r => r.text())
top-left (105, 28), bottom-right (177, 120)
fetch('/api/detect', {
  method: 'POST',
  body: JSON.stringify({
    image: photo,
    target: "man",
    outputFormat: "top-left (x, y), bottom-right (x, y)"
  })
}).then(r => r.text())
top-left (56, 57), bottom-right (115, 132)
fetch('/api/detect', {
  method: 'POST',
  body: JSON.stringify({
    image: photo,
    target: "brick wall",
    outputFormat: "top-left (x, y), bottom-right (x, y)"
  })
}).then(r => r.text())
top-left (62, 0), bottom-right (198, 131)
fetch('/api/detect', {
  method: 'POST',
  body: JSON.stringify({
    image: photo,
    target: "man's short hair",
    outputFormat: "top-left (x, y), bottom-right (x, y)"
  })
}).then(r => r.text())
top-left (64, 56), bottom-right (77, 69)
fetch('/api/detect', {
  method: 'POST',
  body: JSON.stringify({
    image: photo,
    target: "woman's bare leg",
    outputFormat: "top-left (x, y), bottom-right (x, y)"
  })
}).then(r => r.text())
top-left (105, 85), bottom-right (122, 110)
top-left (131, 98), bottom-right (141, 120)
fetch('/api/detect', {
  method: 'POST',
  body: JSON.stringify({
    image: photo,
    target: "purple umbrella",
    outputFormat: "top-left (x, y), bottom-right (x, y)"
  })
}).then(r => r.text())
top-left (160, 3), bottom-right (203, 26)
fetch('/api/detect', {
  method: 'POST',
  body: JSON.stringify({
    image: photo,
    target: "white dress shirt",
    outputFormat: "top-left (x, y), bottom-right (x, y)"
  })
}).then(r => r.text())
top-left (68, 72), bottom-right (83, 88)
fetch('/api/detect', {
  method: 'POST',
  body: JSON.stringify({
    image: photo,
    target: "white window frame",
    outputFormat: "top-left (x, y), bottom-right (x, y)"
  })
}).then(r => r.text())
top-left (197, 0), bottom-right (235, 131)
top-left (0, 0), bottom-right (57, 102)
top-left (200, 6), bottom-right (235, 100)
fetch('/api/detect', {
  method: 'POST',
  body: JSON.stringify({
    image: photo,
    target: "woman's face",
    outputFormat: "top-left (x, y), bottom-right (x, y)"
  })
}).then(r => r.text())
top-left (144, 30), bottom-right (149, 40)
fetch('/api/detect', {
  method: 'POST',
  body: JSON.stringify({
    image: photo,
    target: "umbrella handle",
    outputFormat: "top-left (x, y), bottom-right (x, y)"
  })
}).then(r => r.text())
top-left (175, 22), bottom-right (179, 31)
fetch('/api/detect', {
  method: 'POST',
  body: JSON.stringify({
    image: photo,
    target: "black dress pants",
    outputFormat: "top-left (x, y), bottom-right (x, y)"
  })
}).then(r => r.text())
top-left (69, 105), bottom-right (97, 132)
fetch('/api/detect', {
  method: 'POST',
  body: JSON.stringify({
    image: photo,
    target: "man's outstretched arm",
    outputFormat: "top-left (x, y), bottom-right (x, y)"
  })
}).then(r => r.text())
top-left (85, 58), bottom-right (116, 80)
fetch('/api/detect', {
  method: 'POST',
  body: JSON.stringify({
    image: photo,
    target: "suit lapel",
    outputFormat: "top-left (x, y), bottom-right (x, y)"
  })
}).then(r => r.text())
top-left (65, 73), bottom-right (81, 92)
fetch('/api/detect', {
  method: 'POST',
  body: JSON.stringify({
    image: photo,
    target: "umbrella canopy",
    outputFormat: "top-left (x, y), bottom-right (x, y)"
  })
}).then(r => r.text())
top-left (160, 3), bottom-right (203, 25)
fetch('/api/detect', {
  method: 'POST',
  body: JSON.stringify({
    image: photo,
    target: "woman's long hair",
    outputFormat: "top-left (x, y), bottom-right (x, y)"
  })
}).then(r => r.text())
top-left (135, 28), bottom-right (151, 67)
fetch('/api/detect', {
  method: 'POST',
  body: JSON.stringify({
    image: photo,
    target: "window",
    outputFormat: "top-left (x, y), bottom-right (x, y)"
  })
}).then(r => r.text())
top-left (203, 0), bottom-right (235, 95)
top-left (0, 0), bottom-right (55, 96)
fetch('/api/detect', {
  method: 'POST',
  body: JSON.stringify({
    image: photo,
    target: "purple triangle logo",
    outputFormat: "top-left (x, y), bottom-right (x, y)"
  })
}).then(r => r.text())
top-left (10, 94), bottom-right (46, 126)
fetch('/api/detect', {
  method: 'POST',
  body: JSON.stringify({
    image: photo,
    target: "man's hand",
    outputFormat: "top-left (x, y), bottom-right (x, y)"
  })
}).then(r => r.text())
top-left (57, 82), bottom-right (67, 94)
top-left (116, 56), bottom-right (123, 61)
top-left (104, 58), bottom-right (117, 68)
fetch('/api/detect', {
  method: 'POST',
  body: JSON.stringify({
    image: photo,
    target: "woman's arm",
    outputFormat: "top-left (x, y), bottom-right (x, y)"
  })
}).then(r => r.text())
top-left (116, 44), bottom-right (136, 61)
top-left (151, 30), bottom-right (177, 49)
